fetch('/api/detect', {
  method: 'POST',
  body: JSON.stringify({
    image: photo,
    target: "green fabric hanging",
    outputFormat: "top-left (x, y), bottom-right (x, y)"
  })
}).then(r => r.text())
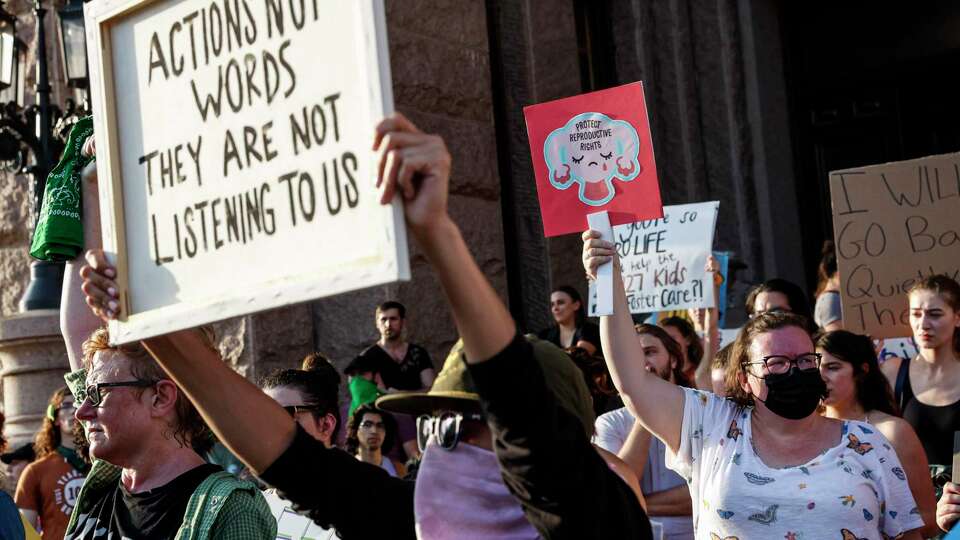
top-left (29, 116), bottom-right (94, 261)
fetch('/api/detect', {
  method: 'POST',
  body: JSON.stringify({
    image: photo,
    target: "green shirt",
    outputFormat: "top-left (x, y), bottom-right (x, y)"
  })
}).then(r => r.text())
top-left (348, 376), bottom-right (385, 419)
top-left (64, 369), bottom-right (276, 540)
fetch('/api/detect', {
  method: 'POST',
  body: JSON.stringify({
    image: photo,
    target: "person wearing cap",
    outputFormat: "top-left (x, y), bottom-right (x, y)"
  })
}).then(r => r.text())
top-left (76, 112), bottom-right (654, 538)
top-left (15, 387), bottom-right (88, 538)
top-left (1, 443), bottom-right (35, 496)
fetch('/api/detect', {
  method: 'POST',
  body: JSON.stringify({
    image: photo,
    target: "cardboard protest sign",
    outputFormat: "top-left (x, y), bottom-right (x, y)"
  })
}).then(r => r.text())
top-left (85, 0), bottom-right (408, 343)
top-left (524, 82), bottom-right (663, 237)
top-left (830, 153), bottom-right (960, 338)
top-left (588, 202), bottom-right (719, 315)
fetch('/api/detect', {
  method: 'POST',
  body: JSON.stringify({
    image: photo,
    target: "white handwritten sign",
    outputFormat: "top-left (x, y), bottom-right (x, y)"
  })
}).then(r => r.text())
top-left (263, 489), bottom-right (336, 540)
top-left (86, 0), bottom-right (408, 343)
top-left (879, 337), bottom-right (919, 363)
top-left (589, 201), bottom-right (719, 315)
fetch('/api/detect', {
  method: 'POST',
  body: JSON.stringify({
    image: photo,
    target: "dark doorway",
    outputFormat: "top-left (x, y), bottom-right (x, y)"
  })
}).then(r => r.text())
top-left (785, 1), bottom-right (960, 289)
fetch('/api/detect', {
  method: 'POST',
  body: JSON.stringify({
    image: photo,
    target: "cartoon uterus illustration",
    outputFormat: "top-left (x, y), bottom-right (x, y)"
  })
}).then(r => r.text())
top-left (543, 112), bottom-right (642, 206)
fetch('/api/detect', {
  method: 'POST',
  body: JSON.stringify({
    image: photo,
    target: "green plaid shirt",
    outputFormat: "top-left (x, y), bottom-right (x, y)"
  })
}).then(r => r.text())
top-left (65, 369), bottom-right (276, 539)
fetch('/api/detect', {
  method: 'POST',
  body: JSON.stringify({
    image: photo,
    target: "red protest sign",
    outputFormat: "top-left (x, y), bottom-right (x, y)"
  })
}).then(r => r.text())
top-left (524, 82), bottom-right (663, 237)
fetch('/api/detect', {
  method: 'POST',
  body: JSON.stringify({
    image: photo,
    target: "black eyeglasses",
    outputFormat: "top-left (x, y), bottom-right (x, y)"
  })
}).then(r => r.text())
top-left (742, 353), bottom-right (822, 376)
top-left (84, 380), bottom-right (157, 406)
top-left (359, 420), bottom-right (385, 431)
top-left (282, 405), bottom-right (323, 418)
top-left (416, 411), bottom-right (483, 452)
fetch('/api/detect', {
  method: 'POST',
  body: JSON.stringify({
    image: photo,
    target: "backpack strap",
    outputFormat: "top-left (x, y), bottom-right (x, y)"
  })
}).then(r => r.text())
top-left (176, 471), bottom-right (260, 540)
top-left (894, 357), bottom-right (911, 410)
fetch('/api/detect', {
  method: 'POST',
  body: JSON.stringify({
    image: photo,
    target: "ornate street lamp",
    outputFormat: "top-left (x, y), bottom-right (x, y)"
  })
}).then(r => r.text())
top-left (58, 0), bottom-right (87, 88)
top-left (0, 33), bottom-right (25, 107)
top-left (0, 0), bottom-right (91, 311)
top-left (0, 7), bottom-right (16, 89)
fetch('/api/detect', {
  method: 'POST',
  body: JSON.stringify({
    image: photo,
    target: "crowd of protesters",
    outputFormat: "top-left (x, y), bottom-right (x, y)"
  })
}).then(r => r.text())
top-left (0, 113), bottom-right (955, 540)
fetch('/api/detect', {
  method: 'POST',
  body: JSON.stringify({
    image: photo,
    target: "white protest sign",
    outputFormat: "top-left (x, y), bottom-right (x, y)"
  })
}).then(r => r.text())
top-left (587, 211), bottom-right (614, 316)
top-left (719, 327), bottom-right (740, 348)
top-left (85, 0), bottom-right (408, 343)
top-left (264, 490), bottom-right (336, 540)
top-left (879, 337), bottom-right (919, 363)
top-left (589, 202), bottom-right (719, 315)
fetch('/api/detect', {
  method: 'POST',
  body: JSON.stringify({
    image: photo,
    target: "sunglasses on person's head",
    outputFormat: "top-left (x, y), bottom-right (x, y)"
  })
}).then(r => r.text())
top-left (83, 380), bottom-right (158, 407)
top-left (416, 411), bottom-right (483, 452)
top-left (282, 405), bottom-right (323, 418)
top-left (750, 306), bottom-right (791, 318)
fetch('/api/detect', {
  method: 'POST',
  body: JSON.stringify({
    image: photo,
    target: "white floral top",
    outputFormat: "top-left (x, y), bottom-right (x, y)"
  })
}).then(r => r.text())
top-left (665, 387), bottom-right (923, 540)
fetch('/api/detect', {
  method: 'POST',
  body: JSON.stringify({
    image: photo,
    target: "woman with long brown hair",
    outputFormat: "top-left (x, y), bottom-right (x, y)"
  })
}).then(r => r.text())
top-left (14, 387), bottom-right (88, 538)
top-left (583, 228), bottom-right (923, 539)
top-left (818, 330), bottom-right (937, 537)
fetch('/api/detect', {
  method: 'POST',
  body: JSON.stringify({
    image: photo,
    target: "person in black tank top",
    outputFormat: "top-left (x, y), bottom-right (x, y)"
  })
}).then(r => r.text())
top-left (887, 275), bottom-right (960, 472)
top-left (896, 358), bottom-right (960, 467)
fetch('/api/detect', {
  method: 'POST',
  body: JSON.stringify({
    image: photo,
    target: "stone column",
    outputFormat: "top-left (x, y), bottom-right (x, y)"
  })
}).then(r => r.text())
top-left (0, 310), bottom-right (68, 448)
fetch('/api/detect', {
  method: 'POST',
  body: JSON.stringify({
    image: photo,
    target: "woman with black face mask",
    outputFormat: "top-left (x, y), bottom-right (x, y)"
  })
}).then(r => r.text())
top-left (583, 235), bottom-right (924, 540)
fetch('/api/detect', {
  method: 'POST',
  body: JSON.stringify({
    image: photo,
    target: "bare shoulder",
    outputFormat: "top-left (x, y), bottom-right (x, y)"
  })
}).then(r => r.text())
top-left (871, 412), bottom-right (921, 449)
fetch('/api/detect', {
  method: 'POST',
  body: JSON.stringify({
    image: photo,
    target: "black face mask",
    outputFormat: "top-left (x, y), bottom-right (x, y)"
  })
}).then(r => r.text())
top-left (755, 367), bottom-right (826, 420)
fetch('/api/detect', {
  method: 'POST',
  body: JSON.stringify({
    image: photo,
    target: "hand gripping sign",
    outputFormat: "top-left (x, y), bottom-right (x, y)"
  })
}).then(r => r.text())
top-left (525, 82), bottom-right (663, 314)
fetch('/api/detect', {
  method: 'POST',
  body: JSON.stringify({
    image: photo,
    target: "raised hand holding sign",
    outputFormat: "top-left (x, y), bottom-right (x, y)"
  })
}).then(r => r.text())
top-left (525, 82), bottom-right (664, 313)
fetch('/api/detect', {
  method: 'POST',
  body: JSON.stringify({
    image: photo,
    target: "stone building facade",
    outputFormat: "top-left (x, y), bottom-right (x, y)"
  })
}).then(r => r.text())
top-left (5, 0), bottom-right (960, 446)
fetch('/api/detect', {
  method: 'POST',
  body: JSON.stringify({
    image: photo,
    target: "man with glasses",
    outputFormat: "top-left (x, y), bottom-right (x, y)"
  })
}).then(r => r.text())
top-left (59, 327), bottom-right (276, 539)
top-left (346, 404), bottom-right (405, 477)
top-left (56, 140), bottom-right (275, 540)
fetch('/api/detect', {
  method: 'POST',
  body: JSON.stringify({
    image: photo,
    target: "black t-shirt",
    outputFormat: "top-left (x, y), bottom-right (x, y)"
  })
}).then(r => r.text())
top-left (537, 320), bottom-right (601, 352)
top-left (357, 343), bottom-right (433, 391)
top-left (259, 429), bottom-right (416, 539)
top-left (68, 463), bottom-right (220, 540)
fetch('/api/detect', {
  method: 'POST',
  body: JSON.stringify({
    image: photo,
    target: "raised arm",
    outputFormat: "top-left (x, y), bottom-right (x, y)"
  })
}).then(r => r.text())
top-left (582, 232), bottom-right (684, 452)
top-left (372, 114), bottom-right (514, 363)
top-left (693, 256), bottom-right (721, 391)
top-left (61, 146), bottom-right (105, 371)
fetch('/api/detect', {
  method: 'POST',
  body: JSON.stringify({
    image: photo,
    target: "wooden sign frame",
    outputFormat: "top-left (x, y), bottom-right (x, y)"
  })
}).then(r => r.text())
top-left (85, 0), bottom-right (409, 344)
